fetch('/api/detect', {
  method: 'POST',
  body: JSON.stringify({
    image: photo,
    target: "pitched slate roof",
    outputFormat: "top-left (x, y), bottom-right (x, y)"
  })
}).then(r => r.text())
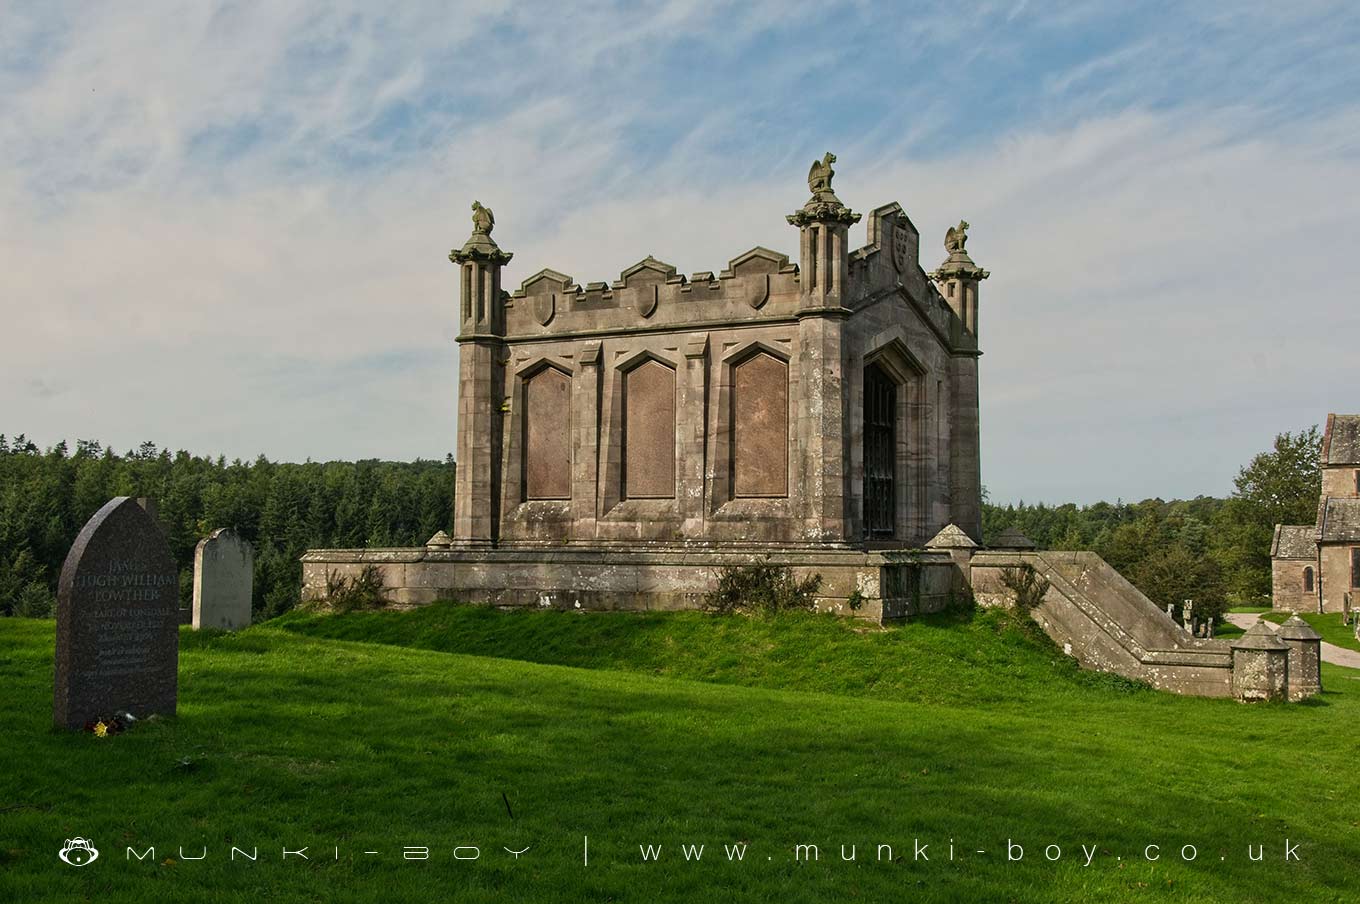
top-left (1318, 498), bottom-right (1360, 543)
top-left (1323, 414), bottom-right (1360, 465)
top-left (1270, 525), bottom-right (1316, 559)
top-left (991, 526), bottom-right (1037, 549)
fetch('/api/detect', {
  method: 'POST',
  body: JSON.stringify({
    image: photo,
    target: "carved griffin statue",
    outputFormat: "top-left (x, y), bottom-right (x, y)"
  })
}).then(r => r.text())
top-left (471, 200), bottom-right (495, 236)
top-left (807, 152), bottom-right (837, 194)
top-left (944, 220), bottom-right (969, 254)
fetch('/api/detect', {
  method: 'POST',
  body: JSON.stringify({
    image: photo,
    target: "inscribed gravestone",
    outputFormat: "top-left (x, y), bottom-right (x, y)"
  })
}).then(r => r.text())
top-left (192, 528), bottom-right (253, 631)
top-left (54, 497), bottom-right (179, 729)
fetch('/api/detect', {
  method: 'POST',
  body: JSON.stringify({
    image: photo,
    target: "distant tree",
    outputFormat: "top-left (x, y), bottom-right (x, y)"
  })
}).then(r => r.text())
top-left (1129, 545), bottom-right (1227, 623)
top-left (1214, 426), bottom-right (1321, 603)
top-left (1229, 426), bottom-right (1322, 526)
top-left (0, 435), bottom-right (454, 621)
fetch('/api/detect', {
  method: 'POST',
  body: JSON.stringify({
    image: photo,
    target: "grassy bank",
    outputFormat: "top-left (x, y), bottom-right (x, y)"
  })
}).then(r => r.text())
top-left (1, 608), bottom-right (1357, 903)
top-left (273, 604), bottom-right (1150, 706)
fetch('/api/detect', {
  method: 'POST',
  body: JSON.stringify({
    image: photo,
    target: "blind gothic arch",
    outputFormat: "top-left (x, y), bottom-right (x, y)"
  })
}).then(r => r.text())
top-left (521, 363), bottom-right (572, 500)
top-left (622, 356), bottom-right (678, 499)
top-left (731, 349), bottom-right (790, 498)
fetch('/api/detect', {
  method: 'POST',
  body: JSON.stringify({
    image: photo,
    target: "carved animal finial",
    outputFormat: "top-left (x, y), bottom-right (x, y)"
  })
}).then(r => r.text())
top-left (471, 200), bottom-right (494, 236)
top-left (944, 220), bottom-right (969, 254)
top-left (807, 152), bottom-right (837, 194)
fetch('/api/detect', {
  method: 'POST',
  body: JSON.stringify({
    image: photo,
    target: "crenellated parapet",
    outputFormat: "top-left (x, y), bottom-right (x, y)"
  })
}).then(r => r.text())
top-left (505, 247), bottom-right (802, 337)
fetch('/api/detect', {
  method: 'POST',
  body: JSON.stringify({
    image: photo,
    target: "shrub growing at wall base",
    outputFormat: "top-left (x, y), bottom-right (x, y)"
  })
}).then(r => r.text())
top-left (999, 563), bottom-right (1050, 614)
top-left (704, 560), bottom-right (822, 616)
top-left (319, 565), bottom-right (389, 613)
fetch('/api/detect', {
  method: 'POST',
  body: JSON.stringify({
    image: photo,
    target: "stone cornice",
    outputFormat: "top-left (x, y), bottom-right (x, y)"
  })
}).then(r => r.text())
top-left (786, 201), bottom-right (862, 227)
top-left (929, 263), bottom-right (989, 282)
top-left (794, 305), bottom-right (852, 320)
top-left (450, 243), bottom-right (513, 266)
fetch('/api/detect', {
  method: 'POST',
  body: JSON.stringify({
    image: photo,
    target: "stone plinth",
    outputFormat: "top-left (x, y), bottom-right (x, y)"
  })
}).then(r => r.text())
top-left (1276, 615), bottom-right (1322, 700)
top-left (301, 545), bottom-right (957, 623)
top-left (54, 497), bottom-right (180, 729)
top-left (192, 528), bottom-right (254, 631)
top-left (1230, 621), bottom-right (1290, 702)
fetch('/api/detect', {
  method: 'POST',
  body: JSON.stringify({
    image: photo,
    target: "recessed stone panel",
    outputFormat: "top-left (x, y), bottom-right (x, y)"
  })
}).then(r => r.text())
top-left (624, 359), bottom-right (676, 499)
top-left (524, 367), bottom-right (572, 500)
top-left (733, 352), bottom-right (788, 497)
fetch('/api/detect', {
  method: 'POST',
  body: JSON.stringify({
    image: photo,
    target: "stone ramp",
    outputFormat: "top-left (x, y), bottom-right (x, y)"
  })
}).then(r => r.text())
top-left (971, 550), bottom-right (1235, 697)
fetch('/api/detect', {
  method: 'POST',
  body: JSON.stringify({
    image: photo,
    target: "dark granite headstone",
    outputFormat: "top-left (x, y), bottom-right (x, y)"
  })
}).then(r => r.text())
top-left (54, 497), bottom-right (179, 729)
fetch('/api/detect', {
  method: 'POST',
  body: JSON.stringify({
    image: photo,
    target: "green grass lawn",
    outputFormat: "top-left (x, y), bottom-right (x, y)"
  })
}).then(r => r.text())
top-left (2, 606), bottom-right (1357, 904)
top-left (1258, 611), bottom-right (1360, 653)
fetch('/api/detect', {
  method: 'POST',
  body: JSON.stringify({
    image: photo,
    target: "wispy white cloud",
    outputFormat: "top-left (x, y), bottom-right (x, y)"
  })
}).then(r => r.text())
top-left (1, 1), bottom-right (1357, 504)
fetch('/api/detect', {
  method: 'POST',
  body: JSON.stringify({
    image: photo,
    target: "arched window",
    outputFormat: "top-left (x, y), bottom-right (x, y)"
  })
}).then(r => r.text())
top-left (1303, 566), bottom-right (1314, 594)
top-left (523, 367), bottom-right (571, 500)
top-left (863, 363), bottom-right (897, 538)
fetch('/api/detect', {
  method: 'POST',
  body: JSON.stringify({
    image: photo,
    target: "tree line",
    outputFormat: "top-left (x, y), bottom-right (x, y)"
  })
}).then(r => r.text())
top-left (0, 436), bottom-right (455, 619)
top-left (0, 426), bottom-right (1321, 622)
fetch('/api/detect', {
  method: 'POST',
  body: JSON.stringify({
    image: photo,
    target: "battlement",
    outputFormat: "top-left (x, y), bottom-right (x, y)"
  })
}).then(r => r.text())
top-left (497, 200), bottom-right (972, 352)
top-left (503, 246), bottom-right (802, 338)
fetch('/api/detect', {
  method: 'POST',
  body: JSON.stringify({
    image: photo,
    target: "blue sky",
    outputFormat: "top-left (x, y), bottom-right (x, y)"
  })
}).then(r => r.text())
top-left (2, 1), bottom-right (1358, 503)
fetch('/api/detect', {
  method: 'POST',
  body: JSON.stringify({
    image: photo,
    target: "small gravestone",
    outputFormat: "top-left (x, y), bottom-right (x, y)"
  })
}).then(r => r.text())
top-left (192, 528), bottom-right (254, 631)
top-left (54, 497), bottom-right (179, 729)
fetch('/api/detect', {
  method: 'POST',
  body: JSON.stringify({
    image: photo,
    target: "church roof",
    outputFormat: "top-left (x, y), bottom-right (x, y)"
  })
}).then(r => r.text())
top-left (925, 523), bottom-right (978, 549)
top-left (1271, 524), bottom-right (1315, 559)
top-left (1318, 498), bottom-right (1360, 543)
top-left (1323, 414), bottom-right (1360, 465)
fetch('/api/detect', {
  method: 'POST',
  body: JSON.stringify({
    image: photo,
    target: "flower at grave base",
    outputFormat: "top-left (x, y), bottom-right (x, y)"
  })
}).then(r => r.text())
top-left (93, 721), bottom-right (109, 738)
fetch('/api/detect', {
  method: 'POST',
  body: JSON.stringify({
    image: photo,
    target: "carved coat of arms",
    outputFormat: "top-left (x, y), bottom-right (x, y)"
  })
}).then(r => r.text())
top-left (639, 285), bottom-right (659, 319)
top-left (892, 223), bottom-right (911, 273)
top-left (532, 293), bottom-right (555, 327)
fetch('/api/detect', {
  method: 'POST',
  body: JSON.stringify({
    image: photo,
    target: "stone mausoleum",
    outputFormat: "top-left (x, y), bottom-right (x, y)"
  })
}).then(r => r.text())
top-left (305, 155), bottom-right (988, 618)
top-left (301, 154), bottom-right (1324, 701)
top-left (1271, 413), bottom-right (1360, 614)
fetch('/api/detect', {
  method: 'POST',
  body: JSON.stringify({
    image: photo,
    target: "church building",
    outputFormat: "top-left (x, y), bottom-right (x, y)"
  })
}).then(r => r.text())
top-left (1272, 414), bottom-right (1360, 613)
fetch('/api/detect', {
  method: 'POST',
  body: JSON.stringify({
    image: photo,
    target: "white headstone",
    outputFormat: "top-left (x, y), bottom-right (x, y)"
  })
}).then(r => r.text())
top-left (192, 529), bottom-right (253, 631)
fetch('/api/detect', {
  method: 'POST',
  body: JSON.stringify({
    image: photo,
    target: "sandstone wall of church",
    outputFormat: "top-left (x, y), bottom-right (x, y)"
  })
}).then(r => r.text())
top-left (1271, 558), bottom-right (1315, 612)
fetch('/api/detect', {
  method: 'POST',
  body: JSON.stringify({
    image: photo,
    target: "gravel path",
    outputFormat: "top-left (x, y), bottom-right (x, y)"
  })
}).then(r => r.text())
top-left (1224, 612), bottom-right (1360, 669)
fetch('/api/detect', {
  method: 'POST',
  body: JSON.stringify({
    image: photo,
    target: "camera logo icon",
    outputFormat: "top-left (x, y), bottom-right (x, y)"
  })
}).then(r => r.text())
top-left (58, 838), bottom-right (99, 866)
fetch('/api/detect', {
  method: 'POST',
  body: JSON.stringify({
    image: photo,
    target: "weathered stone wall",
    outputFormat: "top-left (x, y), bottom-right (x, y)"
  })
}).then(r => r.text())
top-left (1271, 557), bottom-right (1315, 613)
top-left (1319, 544), bottom-right (1356, 613)
top-left (301, 546), bottom-right (957, 623)
top-left (1321, 465), bottom-right (1360, 498)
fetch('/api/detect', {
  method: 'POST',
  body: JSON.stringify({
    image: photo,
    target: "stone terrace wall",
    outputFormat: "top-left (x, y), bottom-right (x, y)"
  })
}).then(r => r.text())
top-left (301, 546), bottom-right (958, 623)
